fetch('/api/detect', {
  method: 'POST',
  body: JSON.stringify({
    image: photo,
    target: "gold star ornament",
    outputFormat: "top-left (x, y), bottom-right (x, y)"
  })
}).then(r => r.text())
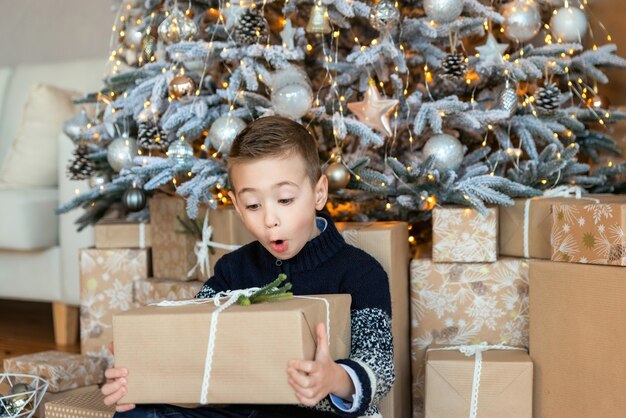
top-left (347, 81), bottom-right (399, 137)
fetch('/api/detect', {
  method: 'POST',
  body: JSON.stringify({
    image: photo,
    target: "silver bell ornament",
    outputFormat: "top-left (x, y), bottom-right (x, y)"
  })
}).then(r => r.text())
top-left (158, 7), bottom-right (198, 44)
top-left (122, 187), bottom-right (147, 212)
top-left (423, 0), bottom-right (464, 24)
top-left (167, 139), bottom-right (194, 163)
top-left (270, 66), bottom-right (313, 119)
top-left (550, 6), bottom-right (588, 43)
top-left (422, 133), bottom-right (464, 172)
top-left (501, 0), bottom-right (542, 42)
top-left (306, 4), bottom-right (331, 34)
top-left (107, 136), bottom-right (139, 172)
top-left (63, 110), bottom-right (91, 140)
top-left (369, 0), bottom-right (400, 34)
top-left (325, 161), bottom-right (351, 191)
top-left (207, 114), bottom-right (247, 153)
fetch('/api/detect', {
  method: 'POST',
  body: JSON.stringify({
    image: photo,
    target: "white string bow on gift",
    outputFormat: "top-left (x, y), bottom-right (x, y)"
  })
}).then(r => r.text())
top-left (427, 343), bottom-right (526, 418)
top-left (138, 222), bottom-right (146, 249)
top-left (522, 185), bottom-right (599, 258)
top-left (188, 212), bottom-right (243, 279)
top-left (153, 290), bottom-right (331, 404)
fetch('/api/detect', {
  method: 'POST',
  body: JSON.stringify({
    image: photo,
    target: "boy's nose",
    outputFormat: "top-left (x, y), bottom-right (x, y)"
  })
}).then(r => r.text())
top-left (264, 212), bottom-right (280, 228)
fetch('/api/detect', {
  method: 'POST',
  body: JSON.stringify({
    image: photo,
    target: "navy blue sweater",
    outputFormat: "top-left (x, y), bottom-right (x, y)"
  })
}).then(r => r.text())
top-left (196, 215), bottom-right (395, 417)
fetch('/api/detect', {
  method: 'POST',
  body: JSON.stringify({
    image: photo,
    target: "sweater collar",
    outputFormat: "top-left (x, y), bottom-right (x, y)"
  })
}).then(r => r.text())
top-left (260, 212), bottom-right (346, 273)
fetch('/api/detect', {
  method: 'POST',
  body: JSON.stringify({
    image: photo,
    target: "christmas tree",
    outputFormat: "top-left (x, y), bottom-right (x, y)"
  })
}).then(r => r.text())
top-left (58, 0), bottom-right (626, 244)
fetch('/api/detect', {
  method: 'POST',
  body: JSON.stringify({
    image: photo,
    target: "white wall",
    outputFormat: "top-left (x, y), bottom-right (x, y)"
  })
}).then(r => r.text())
top-left (0, 0), bottom-right (116, 66)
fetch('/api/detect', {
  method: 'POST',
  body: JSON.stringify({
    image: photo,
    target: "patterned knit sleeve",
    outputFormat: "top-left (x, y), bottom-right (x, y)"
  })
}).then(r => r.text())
top-left (326, 265), bottom-right (396, 417)
top-left (195, 257), bottom-right (231, 299)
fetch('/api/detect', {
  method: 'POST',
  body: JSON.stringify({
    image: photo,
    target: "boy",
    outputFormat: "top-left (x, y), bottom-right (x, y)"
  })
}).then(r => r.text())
top-left (103, 116), bottom-right (395, 417)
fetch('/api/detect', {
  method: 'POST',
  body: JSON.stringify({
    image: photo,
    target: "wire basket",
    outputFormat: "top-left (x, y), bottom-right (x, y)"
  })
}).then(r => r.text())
top-left (0, 374), bottom-right (48, 418)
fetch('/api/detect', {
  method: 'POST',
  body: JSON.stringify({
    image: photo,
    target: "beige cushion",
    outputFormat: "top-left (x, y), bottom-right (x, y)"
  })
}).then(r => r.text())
top-left (0, 68), bottom-right (12, 128)
top-left (0, 84), bottom-right (79, 187)
top-left (0, 187), bottom-right (58, 249)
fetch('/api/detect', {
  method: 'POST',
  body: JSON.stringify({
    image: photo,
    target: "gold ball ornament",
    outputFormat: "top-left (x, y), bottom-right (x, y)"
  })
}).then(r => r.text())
top-left (325, 162), bottom-right (351, 191)
top-left (169, 74), bottom-right (196, 99)
top-left (158, 7), bottom-right (198, 44)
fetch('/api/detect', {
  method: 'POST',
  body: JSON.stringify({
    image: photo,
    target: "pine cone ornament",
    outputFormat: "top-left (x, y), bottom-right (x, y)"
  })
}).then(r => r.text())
top-left (235, 9), bottom-right (269, 45)
top-left (67, 145), bottom-right (95, 180)
top-left (137, 120), bottom-right (170, 150)
top-left (441, 52), bottom-right (467, 78)
top-left (534, 83), bottom-right (561, 111)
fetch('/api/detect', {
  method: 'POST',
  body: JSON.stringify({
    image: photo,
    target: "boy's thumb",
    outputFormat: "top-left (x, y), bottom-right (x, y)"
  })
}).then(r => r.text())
top-left (315, 323), bottom-right (329, 358)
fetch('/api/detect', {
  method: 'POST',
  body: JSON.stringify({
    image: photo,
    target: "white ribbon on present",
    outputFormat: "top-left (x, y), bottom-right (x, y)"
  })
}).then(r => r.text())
top-left (522, 185), bottom-right (599, 258)
top-left (427, 343), bottom-right (526, 418)
top-left (138, 222), bottom-right (146, 249)
top-left (153, 291), bottom-right (331, 404)
top-left (187, 212), bottom-right (243, 279)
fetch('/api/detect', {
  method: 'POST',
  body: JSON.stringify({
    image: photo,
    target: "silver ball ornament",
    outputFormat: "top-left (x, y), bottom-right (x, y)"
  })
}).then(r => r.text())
top-left (423, 0), bottom-right (464, 24)
top-left (167, 140), bottom-right (194, 163)
top-left (369, 0), bottom-right (400, 33)
top-left (325, 162), bottom-right (351, 191)
top-left (122, 188), bottom-right (147, 212)
top-left (125, 25), bottom-right (145, 48)
top-left (501, 0), bottom-right (542, 42)
top-left (207, 114), bottom-right (246, 153)
top-left (158, 7), bottom-right (198, 44)
top-left (107, 136), bottom-right (139, 172)
top-left (550, 7), bottom-right (588, 43)
top-left (423, 133), bottom-right (464, 172)
top-left (270, 66), bottom-right (313, 119)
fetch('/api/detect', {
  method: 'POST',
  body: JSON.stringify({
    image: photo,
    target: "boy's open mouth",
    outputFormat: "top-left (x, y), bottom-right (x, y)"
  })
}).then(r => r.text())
top-left (270, 240), bottom-right (287, 253)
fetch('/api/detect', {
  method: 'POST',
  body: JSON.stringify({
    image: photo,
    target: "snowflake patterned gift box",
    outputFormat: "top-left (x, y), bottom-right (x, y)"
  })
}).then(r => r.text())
top-left (551, 197), bottom-right (626, 265)
top-left (45, 386), bottom-right (115, 418)
top-left (133, 278), bottom-right (204, 305)
top-left (409, 258), bottom-right (529, 418)
top-left (432, 206), bottom-right (498, 263)
top-left (3, 351), bottom-right (107, 393)
top-left (112, 295), bottom-right (351, 404)
top-left (79, 248), bottom-right (150, 365)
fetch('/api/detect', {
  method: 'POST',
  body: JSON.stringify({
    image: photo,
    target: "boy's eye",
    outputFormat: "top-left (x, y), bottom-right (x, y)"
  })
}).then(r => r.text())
top-left (245, 204), bottom-right (260, 210)
top-left (278, 198), bottom-right (294, 205)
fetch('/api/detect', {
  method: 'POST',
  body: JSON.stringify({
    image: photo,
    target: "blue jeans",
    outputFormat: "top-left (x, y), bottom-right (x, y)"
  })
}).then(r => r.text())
top-left (114, 404), bottom-right (339, 418)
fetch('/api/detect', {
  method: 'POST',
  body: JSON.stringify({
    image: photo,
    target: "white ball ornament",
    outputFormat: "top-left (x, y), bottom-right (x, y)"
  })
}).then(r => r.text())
top-left (207, 114), bottom-right (246, 153)
top-left (423, 0), bottom-right (464, 24)
top-left (501, 0), bottom-right (542, 42)
top-left (550, 7), bottom-right (588, 43)
top-left (107, 136), bottom-right (138, 172)
top-left (422, 134), bottom-right (464, 172)
top-left (270, 66), bottom-right (313, 119)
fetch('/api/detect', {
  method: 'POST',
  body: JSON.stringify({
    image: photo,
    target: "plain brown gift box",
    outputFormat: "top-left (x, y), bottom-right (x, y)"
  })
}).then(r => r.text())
top-left (530, 260), bottom-right (626, 418)
top-left (425, 349), bottom-right (533, 418)
top-left (94, 220), bottom-right (151, 249)
top-left (113, 294), bottom-right (351, 404)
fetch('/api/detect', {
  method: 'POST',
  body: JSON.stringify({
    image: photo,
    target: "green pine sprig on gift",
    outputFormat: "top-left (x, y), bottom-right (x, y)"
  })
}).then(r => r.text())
top-left (237, 273), bottom-right (293, 306)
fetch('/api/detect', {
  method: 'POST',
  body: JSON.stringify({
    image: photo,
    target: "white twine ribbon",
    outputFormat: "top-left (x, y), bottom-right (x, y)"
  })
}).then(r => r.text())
top-left (152, 291), bottom-right (331, 404)
top-left (138, 222), bottom-right (146, 249)
top-left (522, 185), bottom-right (598, 258)
top-left (427, 343), bottom-right (526, 418)
top-left (188, 212), bottom-right (243, 279)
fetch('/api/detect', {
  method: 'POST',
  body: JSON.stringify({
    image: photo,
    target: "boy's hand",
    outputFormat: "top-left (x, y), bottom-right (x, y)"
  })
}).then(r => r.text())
top-left (101, 342), bottom-right (136, 412)
top-left (287, 323), bottom-right (355, 407)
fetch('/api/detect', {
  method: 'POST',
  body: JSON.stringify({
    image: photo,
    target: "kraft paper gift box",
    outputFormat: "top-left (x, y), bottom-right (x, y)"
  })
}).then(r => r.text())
top-left (3, 351), bottom-right (106, 393)
top-left (432, 206), bottom-right (498, 263)
top-left (335, 221), bottom-right (411, 418)
top-left (113, 294), bottom-right (351, 404)
top-left (530, 260), bottom-right (626, 418)
top-left (44, 387), bottom-right (114, 418)
top-left (79, 248), bottom-right (150, 365)
top-left (410, 257), bottom-right (529, 418)
top-left (551, 197), bottom-right (626, 265)
top-left (424, 347), bottom-right (533, 418)
top-left (133, 278), bottom-right (204, 305)
top-left (34, 385), bottom-right (98, 418)
top-left (150, 195), bottom-right (253, 281)
top-left (94, 219), bottom-right (151, 249)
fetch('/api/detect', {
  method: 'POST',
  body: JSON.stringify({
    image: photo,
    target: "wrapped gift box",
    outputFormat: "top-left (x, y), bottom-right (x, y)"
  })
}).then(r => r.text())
top-left (432, 206), bottom-right (498, 263)
top-left (425, 347), bottom-right (532, 418)
top-left (410, 257), bottom-right (529, 418)
top-left (79, 248), bottom-right (150, 365)
top-left (35, 385), bottom-right (98, 418)
top-left (150, 195), bottom-right (253, 281)
top-left (44, 387), bottom-right (114, 418)
top-left (3, 351), bottom-right (106, 393)
top-left (551, 197), bottom-right (626, 265)
top-left (336, 222), bottom-right (411, 418)
top-left (94, 220), bottom-right (151, 249)
top-left (134, 278), bottom-right (204, 305)
top-left (530, 260), bottom-right (626, 418)
top-left (113, 294), bottom-right (351, 404)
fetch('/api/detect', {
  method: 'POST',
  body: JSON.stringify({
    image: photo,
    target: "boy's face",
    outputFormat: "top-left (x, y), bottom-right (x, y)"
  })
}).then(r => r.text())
top-left (228, 153), bottom-right (328, 260)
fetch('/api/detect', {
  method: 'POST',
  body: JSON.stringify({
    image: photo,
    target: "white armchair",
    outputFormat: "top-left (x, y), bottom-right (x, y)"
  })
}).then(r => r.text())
top-left (0, 58), bottom-right (105, 345)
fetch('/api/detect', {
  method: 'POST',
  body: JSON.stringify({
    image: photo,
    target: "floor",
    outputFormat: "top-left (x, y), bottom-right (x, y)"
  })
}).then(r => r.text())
top-left (0, 299), bottom-right (79, 371)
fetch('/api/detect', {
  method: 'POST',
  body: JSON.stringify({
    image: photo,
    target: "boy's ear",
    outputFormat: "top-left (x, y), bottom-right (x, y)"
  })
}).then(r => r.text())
top-left (314, 175), bottom-right (329, 211)
top-left (228, 191), bottom-right (243, 217)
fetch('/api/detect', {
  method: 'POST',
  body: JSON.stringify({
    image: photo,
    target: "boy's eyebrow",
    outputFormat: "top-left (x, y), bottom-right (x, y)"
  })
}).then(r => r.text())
top-left (237, 181), bottom-right (299, 196)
